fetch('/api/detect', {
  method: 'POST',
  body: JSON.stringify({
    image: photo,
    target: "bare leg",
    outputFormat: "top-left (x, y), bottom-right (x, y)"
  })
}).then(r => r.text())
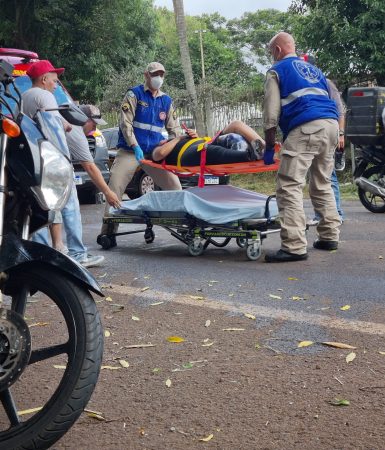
top-left (222, 120), bottom-right (265, 146)
top-left (50, 223), bottom-right (65, 250)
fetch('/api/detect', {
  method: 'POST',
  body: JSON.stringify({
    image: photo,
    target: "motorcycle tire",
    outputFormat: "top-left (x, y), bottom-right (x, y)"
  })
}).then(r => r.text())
top-left (0, 264), bottom-right (103, 450)
top-left (358, 166), bottom-right (385, 213)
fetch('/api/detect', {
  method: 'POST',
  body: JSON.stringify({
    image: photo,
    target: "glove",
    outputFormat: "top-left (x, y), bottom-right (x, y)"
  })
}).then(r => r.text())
top-left (263, 147), bottom-right (275, 165)
top-left (132, 145), bottom-right (144, 162)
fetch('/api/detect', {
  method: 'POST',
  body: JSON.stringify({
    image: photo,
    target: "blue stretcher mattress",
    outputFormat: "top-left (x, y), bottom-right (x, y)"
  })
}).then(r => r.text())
top-left (112, 185), bottom-right (278, 225)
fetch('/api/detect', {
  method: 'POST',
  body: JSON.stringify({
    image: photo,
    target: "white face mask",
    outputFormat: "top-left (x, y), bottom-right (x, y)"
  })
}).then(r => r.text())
top-left (150, 75), bottom-right (164, 90)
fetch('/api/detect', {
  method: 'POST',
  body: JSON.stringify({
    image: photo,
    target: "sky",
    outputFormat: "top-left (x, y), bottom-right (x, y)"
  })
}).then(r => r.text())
top-left (153, 0), bottom-right (292, 19)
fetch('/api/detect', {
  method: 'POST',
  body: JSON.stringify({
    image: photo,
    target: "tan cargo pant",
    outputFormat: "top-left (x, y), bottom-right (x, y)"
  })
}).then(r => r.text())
top-left (100, 149), bottom-right (182, 235)
top-left (276, 118), bottom-right (341, 255)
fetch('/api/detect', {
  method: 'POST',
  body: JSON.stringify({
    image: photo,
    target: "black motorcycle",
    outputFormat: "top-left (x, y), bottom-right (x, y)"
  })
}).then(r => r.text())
top-left (353, 145), bottom-right (385, 213)
top-left (0, 60), bottom-right (103, 449)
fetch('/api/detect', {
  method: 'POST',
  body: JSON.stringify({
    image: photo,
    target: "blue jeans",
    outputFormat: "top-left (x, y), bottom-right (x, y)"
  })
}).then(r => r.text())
top-left (33, 184), bottom-right (87, 260)
top-left (314, 168), bottom-right (344, 220)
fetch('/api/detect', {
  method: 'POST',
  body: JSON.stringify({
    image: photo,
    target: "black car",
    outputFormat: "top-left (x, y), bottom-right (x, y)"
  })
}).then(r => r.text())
top-left (102, 127), bottom-right (230, 198)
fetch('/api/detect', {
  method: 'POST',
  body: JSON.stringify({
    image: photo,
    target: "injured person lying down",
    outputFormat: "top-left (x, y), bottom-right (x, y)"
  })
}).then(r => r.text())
top-left (149, 120), bottom-right (266, 166)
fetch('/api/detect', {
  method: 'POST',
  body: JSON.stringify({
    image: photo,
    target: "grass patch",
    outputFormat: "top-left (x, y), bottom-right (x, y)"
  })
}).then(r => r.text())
top-left (230, 170), bottom-right (359, 201)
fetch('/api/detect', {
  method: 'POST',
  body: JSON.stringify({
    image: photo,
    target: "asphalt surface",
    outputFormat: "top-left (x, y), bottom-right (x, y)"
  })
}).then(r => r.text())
top-left (82, 197), bottom-right (385, 354)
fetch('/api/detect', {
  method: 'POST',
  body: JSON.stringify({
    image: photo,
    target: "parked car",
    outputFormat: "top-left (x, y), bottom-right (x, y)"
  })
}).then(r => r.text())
top-left (102, 127), bottom-right (230, 198)
top-left (0, 48), bottom-right (110, 204)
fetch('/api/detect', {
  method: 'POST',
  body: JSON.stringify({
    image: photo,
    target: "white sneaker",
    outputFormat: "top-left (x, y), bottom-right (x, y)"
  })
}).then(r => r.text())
top-left (78, 254), bottom-right (105, 268)
top-left (307, 218), bottom-right (319, 226)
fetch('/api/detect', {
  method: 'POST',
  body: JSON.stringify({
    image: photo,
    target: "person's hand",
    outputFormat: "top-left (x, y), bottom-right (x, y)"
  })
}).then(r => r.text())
top-left (263, 146), bottom-right (275, 165)
top-left (185, 128), bottom-right (198, 139)
top-left (132, 145), bottom-right (144, 162)
top-left (105, 190), bottom-right (121, 208)
top-left (339, 135), bottom-right (345, 150)
top-left (63, 120), bottom-right (72, 132)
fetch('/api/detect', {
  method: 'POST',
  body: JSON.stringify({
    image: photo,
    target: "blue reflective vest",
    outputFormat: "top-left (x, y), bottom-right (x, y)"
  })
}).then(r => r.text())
top-left (117, 84), bottom-right (172, 154)
top-left (269, 57), bottom-right (338, 140)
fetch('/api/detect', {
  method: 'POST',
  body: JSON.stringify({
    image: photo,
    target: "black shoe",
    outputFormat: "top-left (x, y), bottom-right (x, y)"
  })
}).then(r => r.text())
top-left (249, 139), bottom-right (264, 160)
top-left (335, 151), bottom-right (345, 171)
top-left (313, 239), bottom-right (338, 250)
top-left (265, 249), bottom-right (308, 263)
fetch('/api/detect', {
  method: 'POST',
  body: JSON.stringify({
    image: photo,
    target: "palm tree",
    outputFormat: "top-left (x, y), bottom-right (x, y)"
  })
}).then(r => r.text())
top-left (172, 0), bottom-right (205, 135)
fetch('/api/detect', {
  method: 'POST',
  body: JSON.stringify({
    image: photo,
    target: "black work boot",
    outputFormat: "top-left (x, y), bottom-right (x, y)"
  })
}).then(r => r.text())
top-left (313, 240), bottom-right (338, 250)
top-left (265, 249), bottom-right (308, 263)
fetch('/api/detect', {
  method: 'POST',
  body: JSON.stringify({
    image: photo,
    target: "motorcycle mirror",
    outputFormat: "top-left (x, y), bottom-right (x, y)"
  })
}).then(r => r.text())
top-left (59, 103), bottom-right (88, 126)
top-left (0, 60), bottom-right (14, 82)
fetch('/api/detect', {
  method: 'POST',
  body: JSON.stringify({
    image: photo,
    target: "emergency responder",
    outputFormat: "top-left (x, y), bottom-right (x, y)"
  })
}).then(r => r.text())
top-left (98, 62), bottom-right (181, 244)
top-left (263, 32), bottom-right (341, 263)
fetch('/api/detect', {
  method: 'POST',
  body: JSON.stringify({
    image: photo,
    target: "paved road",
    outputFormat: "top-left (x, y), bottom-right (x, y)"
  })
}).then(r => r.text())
top-left (82, 199), bottom-right (385, 352)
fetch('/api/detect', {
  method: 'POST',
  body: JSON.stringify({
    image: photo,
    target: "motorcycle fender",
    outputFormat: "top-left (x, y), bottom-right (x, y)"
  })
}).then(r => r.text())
top-left (0, 234), bottom-right (103, 296)
top-left (353, 158), bottom-right (368, 178)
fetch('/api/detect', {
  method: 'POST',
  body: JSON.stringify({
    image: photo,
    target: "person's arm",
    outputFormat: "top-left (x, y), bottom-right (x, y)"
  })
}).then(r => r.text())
top-left (80, 161), bottom-right (121, 207)
top-left (263, 71), bottom-right (281, 164)
top-left (327, 79), bottom-right (346, 150)
top-left (165, 103), bottom-right (181, 138)
top-left (120, 91), bottom-right (139, 147)
top-left (152, 136), bottom-right (183, 162)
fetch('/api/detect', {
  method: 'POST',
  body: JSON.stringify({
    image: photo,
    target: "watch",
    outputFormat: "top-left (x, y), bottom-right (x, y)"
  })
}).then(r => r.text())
top-left (339, 130), bottom-right (345, 136)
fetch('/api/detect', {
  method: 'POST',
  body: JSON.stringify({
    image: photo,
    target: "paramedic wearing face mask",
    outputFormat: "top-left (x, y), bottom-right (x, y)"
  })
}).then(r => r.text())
top-left (99, 62), bottom-right (182, 242)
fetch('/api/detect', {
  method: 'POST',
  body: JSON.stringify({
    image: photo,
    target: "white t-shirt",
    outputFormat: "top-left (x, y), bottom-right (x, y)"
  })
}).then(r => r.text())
top-left (65, 125), bottom-right (93, 162)
top-left (22, 87), bottom-right (61, 119)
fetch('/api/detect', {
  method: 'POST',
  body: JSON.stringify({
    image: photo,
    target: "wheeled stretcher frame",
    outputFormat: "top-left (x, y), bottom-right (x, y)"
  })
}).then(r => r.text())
top-left (97, 195), bottom-right (280, 261)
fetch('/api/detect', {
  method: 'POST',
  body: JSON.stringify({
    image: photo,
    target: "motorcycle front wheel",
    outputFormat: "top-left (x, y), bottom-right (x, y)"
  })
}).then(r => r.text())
top-left (358, 166), bottom-right (385, 213)
top-left (0, 264), bottom-right (103, 450)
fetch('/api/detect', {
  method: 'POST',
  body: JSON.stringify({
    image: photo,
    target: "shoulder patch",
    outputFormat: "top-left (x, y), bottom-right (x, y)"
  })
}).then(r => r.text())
top-left (122, 103), bottom-right (130, 112)
top-left (127, 90), bottom-right (135, 98)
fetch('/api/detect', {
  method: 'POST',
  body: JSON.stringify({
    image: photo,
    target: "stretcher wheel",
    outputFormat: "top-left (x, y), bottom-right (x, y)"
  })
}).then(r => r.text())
top-left (236, 237), bottom-right (247, 248)
top-left (97, 235), bottom-right (116, 250)
top-left (144, 229), bottom-right (155, 244)
top-left (188, 240), bottom-right (204, 257)
top-left (246, 242), bottom-right (262, 261)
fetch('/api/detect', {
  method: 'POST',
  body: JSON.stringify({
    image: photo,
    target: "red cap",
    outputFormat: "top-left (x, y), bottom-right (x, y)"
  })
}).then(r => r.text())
top-left (26, 60), bottom-right (65, 79)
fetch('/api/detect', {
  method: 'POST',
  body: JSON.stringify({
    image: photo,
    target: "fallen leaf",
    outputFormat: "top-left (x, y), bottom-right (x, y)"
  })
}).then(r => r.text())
top-left (104, 330), bottom-right (111, 337)
top-left (124, 343), bottom-right (155, 349)
top-left (105, 296), bottom-right (113, 302)
top-left (228, 293), bottom-right (234, 297)
top-left (101, 365), bottom-right (120, 370)
top-left (222, 328), bottom-right (245, 331)
top-left (199, 434), bottom-right (214, 442)
top-left (269, 294), bottom-right (282, 300)
top-left (378, 351), bottom-right (385, 355)
top-left (152, 367), bottom-right (161, 373)
top-left (346, 352), bottom-right (356, 363)
top-left (18, 406), bottom-right (43, 416)
top-left (205, 320), bottom-right (211, 327)
top-left (202, 341), bottom-right (214, 347)
top-left (292, 296), bottom-right (303, 301)
top-left (209, 280), bottom-right (218, 283)
top-left (53, 365), bottom-right (66, 370)
top-left (189, 295), bottom-right (204, 300)
top-left (143, 275), bottom-right (150, 279)
top-left (288, 277), bottom-right (298, 281)
top-left (28, 322), bottom-right (49, 328)
top-left (379, 255), bottom-right (383, 259)
top-left (244, 313), bottom-right (256, 320)
top-left (140, 287), bottom-right (150, 292)
top-left (167, 336), bottom-right (185, 343)
top-left (118, 359), bottom-right (130, 368)
top-left (150, 301), bottom-right (164, 306)
top-left (86, 411), bottom-right (106, 421)
top-left (182, 362), bottom-right (193, 369)
top-left (329, 398), bottom-right (350, 406)
top-left (255, 343), bottom-right (261, 349)
top-left (340, 305), bottom-right (351, 311)
top-left (131, 315), bottom-right (140, 321)
top-left (298, 341), bottom-right (314, 348)
top-left (165, 378), bottom-right (172, 387)
top-left (322, 342), bottom-right (357, 349)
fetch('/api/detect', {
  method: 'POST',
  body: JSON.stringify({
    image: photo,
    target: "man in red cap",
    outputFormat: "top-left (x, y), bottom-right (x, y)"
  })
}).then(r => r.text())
top-left (22, 60), bottom-right (105, 268)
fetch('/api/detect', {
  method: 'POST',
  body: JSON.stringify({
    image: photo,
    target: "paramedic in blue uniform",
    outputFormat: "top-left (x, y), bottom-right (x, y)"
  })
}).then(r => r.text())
top-left (100, 62), bottom-right (182, 238)
top-left (263, 32), bottom-right (341, 263)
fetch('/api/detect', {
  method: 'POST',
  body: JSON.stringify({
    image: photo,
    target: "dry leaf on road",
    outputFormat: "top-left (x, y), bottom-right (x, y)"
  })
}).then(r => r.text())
top-left (298, 341), bottom-right (314, 348)
top-left (167, 336), bottom-right (185, 343)
top-left (346, 352), bottom-right (356, 363)
top-left (199, 434), bottom-right (214, 442)
top-left (322, 342), bottom-right (357, 349)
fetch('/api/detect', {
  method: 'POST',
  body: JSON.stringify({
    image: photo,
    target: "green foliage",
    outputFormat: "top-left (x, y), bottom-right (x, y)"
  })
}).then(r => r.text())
top-left (0, 0), bottom-right (158, 102)
top-left (291, 0), bottom-right (385, 87)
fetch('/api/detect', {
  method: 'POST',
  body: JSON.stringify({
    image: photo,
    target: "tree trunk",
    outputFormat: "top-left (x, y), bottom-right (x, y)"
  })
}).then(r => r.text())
top-left (172, 0), bottom-right (205, 135)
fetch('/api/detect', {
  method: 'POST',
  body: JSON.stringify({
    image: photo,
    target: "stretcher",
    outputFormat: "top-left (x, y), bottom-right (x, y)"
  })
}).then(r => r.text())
top-left (97, 185), bottom-right (281, 261)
